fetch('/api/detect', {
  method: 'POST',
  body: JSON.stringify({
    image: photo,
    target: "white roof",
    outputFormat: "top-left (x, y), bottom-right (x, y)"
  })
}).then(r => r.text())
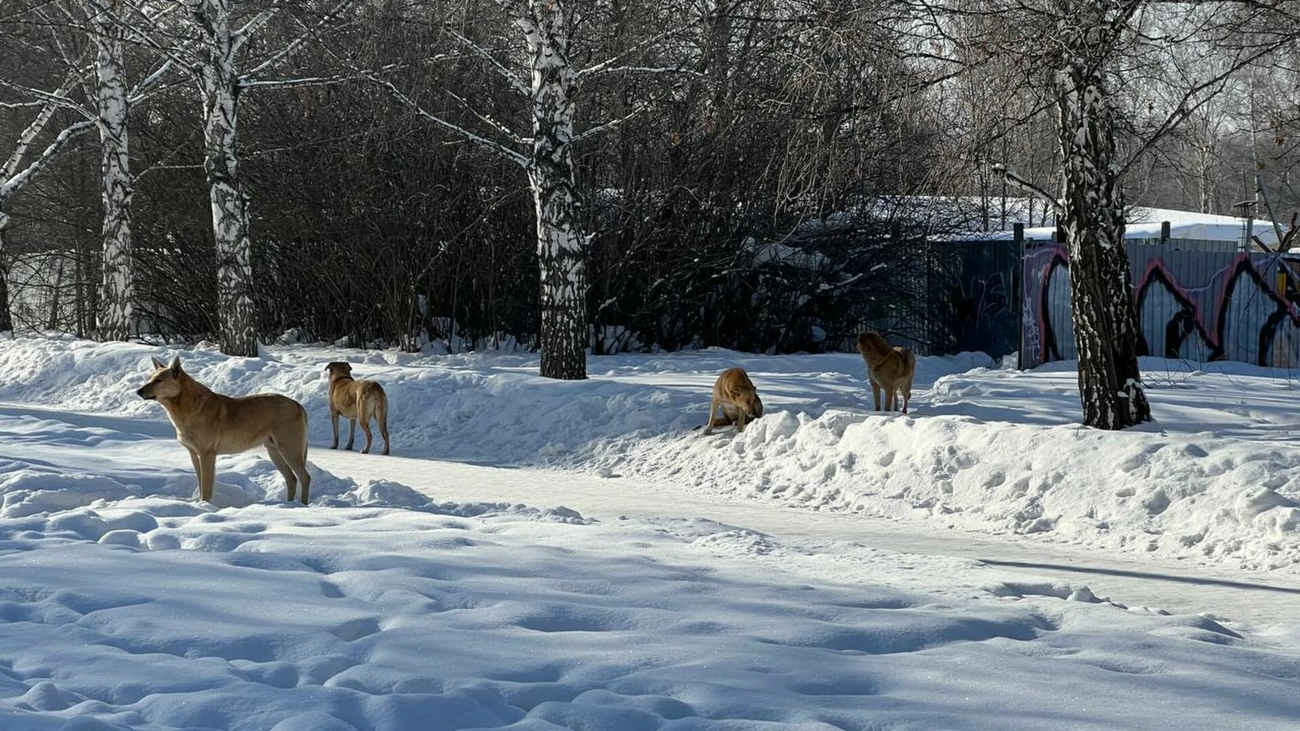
top-left (959, 206), bottom-right (1286, 247)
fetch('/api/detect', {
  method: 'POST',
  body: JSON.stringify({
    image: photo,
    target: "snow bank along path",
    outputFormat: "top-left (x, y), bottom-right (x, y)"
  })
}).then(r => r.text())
top-left (2, 336), bottom-right (1300, 577)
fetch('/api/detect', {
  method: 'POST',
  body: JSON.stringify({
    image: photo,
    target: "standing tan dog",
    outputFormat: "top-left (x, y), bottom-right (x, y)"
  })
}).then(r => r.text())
top-left (325, 362), bottom-right (391, 456)
top-left (856, 331), bottom-right (916, 413)
top-left (137, 356), bottom-right (312, 504)
top-left (703, 367), bottom-right (764, 434)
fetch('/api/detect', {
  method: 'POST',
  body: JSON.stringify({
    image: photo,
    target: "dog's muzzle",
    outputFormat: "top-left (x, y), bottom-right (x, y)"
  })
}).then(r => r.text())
top-left (136, 387), bottom-right (154, 400)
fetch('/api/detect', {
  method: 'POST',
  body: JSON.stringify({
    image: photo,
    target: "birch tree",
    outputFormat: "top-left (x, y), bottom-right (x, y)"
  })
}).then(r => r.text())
top-left (180, 0), bottom-right (356, 357)
top-left (1049, 0), bottom-right (1150, 429)
top-left (88, 0), bottom-right (136, 341)
top-left (373, 0), bottom-right (689, 379)
top-left (0, 73), bottom-right (95, 332)
top-left (934, 0), bottom-right (1293, 429)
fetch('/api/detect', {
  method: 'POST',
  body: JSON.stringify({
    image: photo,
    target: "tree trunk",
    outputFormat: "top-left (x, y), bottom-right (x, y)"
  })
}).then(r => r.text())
top-left (196, 0), bottom-right (258, 357)
top-left (92, 1), bottom-right (135, 342)
top-left (522, 0), bottom-right (587, 380)
top-left (0, 223), bottom-right (12, 333)
top-left (1055, 6), bottom-right (1151, 430)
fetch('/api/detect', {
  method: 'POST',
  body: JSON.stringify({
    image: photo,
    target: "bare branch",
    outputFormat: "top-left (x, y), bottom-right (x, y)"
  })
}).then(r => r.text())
top-left (444, 27), bottom-right (529, 97)
top-left (0, 120), bottom-right (95, 203)
top-left (579, 22), bottom-right (698, 79)
top-left (991, 162), bottom-right (1062, 213)
top-left (573, 104), bottom-right (647, 144)
top-left (366, 75), bottom-right (528, 167)
top-left (444, 90), bottom-right (529, 146)
top-left (582, 66), bottom-right (704, 79)
top-left (240, 0), bottom-right (357, 84)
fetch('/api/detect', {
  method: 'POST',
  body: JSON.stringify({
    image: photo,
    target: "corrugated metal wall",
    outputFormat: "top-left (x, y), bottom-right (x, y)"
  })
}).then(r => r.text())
top-left (1019, 242), bottom-right (1300, 368)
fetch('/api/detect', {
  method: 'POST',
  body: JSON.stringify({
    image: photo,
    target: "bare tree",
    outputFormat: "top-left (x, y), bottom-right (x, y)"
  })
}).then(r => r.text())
top-left (370, 0), bottom-right (693, 379)
top-left (0, 69), bottom-right (95, 332)
top-left (155, 0), bottom-right (357, 356)
top-left (933, 0), bottom-right (1294, 428)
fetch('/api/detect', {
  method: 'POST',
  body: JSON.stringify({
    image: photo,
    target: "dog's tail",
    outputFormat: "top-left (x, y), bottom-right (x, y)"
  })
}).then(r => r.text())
top-left (360, 382), bottom-right (391, 454)
top-left (375, 385), bottom-right (390, 452)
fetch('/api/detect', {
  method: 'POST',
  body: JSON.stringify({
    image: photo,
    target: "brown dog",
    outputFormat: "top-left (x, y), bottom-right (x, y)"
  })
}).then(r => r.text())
top-left (325, 362), bottom-right (391, 455)
top-left (856, 331), bottom-right (916, 413)
top-left (703, 367), bottom-right (764, 434)
top-left (137, 356), bottom-right (312, 504)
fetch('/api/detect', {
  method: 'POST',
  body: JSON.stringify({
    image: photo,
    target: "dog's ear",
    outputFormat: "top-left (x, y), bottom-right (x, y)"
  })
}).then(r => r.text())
top-left (168, 356), bottom-right (182, 376)
top-left (150, 356), bottom-right (166, 370)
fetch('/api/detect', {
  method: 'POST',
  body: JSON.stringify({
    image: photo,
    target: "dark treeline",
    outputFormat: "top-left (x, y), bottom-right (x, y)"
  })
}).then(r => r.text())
top-left (3, 0), bottom-right (1299, 365)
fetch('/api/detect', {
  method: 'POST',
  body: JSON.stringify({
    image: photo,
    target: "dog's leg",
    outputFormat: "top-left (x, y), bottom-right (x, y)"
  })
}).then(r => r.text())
top-left (198, 451), bottom-right (216, 503)
top-left (703, 394), bottom-right (719, 435)
top-left (358, 394), bottom-right (374, 454)
top-left (736, 409), bottom-right (747, 433)
top-left (186, 448), bottom-right (202, 497)
top-left (264, 439), bottom-right (297, 502)
top-left (903, 378), bottom-right (913, 414)
top-left (287, 419), bottom-right (311, 505)
top-left (378, 395), bottom-right (390, 456)
top-left (345, 416), bottom-right (356, 451)
top-left (329, 408), bottom-right (340, 450)
top-left (871, 380), bottom-right (882, 411)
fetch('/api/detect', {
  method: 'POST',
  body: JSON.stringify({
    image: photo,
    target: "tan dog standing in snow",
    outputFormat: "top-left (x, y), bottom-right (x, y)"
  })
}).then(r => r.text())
top-left (703, 367), bottom-right (764, 434)
top-left (325, 361), bottom-right (391, 456)
top-left (856, 331), bottom-right (916, 413)
top-left (137, 356), bottom-right (312, 504)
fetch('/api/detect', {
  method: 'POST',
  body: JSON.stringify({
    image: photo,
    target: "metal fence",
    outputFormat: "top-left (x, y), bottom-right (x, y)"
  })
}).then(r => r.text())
top-left (1022, 241), bottom-right (1300, 368)
top-left (932, 237), bottom-right (1300, 369)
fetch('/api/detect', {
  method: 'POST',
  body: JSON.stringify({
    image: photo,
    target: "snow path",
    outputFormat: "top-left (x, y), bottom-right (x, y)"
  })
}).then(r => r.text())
top-left (311, 450), bottom-right (1300, 630)
top-left (4, 400), bottom-right (1297, 631)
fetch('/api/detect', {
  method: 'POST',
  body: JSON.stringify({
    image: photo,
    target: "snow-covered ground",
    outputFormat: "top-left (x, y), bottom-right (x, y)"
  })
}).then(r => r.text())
top-left (1, 336), bottom-right (1299, 729)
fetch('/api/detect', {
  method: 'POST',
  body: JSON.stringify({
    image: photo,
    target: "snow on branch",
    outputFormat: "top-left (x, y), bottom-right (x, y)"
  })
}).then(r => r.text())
top-left (239, 0), bottom-right (358, 84)
top-left (583, 66), bottom-right (704, 79)
top-left (990, 162), bottom-right (1062, 213)
top-left (578, 23), bottom-right (698, 80)
top-left (445, 90), bottom-right (529, 146)
top-left (444, 27), bottom-right (529, 97)
top-left (233, 6), bottom-right (280, 54)
top-left (573, 105), bottom-right (647, 144)
top-left (241, 71), bottom-right (374, 91)
top-left (0, 79), bottom-right (95, 122)
top-left (366, 75), bottom-right (528, 167)
top-left (0, 120), bottom-right (95, 202)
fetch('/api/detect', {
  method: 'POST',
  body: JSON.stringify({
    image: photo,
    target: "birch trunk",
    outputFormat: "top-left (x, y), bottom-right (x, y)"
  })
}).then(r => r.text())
top-left (1055, 7), bottom-right (1150, 430)
top-left (518, 0), bottom-right (587, 379)
top-left (0, 222), bottom-right (11, 332)
top-left (91, 0), bottom-right (135, 342)
top-left (195, 0), bottom-right (258, 357)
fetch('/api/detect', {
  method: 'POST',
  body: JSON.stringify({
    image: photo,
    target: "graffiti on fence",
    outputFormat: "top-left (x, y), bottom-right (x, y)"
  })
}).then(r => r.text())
top-left (929, 241), bottom-right (1021, 360)
top-left (1021, 242), bottom-right (1300, 368)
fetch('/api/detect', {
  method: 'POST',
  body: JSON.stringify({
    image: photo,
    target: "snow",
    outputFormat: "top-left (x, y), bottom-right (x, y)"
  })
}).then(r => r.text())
top-left (1, 336), bottom-right (1300, 729)
top-left (945, 201), bottom-right (1287, 247)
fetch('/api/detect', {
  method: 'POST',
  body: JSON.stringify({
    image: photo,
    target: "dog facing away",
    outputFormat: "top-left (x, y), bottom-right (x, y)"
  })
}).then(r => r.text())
top-left (856, 331), bottom-right (916, 413)
top-left (137, 356), bottom-right (312, 504)
top-left (325, 362), bottom-right (391, 456)
top-left (703, 367), bottom-right (764, 434)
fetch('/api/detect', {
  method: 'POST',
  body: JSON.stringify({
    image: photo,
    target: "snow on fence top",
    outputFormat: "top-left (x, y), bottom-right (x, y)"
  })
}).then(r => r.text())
top-left (945, 205), bottom-right (1288, 249)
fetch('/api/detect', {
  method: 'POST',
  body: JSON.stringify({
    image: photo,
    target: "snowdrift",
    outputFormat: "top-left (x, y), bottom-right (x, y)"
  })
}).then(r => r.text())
top-left (1, 336), bottom-right (1298, 571)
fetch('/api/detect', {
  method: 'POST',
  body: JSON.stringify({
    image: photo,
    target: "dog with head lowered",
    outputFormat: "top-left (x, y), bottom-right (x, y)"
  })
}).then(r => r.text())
top-left (325, 362), bottom-right (390, 456)
top-left (137, 356), bottom-right (312, 504)
top-left (856, 331), bottom-right (916, 413)
top-left (703, 367), bottom-right (764, 434)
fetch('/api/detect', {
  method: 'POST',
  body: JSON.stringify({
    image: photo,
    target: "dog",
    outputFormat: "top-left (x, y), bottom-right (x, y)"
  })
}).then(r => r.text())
top-left (325, 362), bottom-right (391, 455)
top-left (137, 356), bottom-right (312, 504)
top-left (856, 331), bottom-right (916, 413)
top-left (703, 367), bottom-right (764, 434)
